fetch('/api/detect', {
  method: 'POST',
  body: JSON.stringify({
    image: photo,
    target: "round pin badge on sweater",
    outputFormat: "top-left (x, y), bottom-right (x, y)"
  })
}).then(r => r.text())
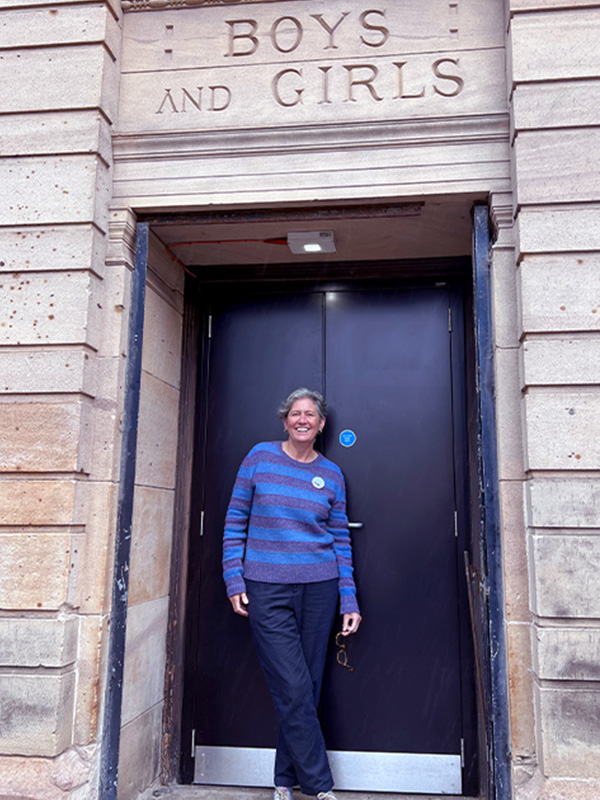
top-left (312, 476), bottom-right (325, 489)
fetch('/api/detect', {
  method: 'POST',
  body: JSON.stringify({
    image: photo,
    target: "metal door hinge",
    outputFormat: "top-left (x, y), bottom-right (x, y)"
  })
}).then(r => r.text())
top-left (200, 510), bottom-right (205, 537)
top-left (448, 306), bottom-right (452, 332)
top-left (191, 728), bottom-right (196, 759)
top-left (208, 315), bottom-right (212, 339)
top-left (454, 510), bottom-right (458, 538)
top-left (460, 737), bottom-right (465, 768)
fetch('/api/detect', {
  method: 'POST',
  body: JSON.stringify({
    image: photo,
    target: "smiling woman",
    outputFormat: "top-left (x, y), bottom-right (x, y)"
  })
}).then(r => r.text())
top-left (222, 387), bottom-right (361, 800)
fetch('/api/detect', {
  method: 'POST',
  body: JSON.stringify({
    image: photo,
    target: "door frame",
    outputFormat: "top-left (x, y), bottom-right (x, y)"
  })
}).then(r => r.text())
top-left (108, 202), bottom-right (510, 799)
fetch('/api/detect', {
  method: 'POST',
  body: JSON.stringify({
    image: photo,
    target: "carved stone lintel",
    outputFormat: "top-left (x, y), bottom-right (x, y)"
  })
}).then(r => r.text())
top-left (122, 0), bottom-right (291, 11)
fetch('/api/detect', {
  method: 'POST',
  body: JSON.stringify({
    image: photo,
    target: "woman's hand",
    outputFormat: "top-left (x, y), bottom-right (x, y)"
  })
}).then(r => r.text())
top-left (229, 592), bottom-right (249, 617)
top-left (341, 612), bottom-right (361, 635)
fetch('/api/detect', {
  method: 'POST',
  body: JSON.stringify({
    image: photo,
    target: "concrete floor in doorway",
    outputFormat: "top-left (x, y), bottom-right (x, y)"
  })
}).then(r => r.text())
top-left (138, 786), bottom-right (467, 800)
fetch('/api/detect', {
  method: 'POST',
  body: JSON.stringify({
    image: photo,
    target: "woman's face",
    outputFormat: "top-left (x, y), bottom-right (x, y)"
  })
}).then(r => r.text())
top-left (283, 398), bottom-right (324, 447)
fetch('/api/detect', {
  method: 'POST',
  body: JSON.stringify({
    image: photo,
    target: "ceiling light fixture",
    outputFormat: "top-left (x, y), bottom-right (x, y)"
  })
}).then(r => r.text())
top-left (287, 230), bottom-right (336, 255)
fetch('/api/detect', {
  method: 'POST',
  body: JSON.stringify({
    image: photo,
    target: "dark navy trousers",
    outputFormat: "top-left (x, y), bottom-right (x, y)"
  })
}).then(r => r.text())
top-left (245, 579), bottom-right (339, 796)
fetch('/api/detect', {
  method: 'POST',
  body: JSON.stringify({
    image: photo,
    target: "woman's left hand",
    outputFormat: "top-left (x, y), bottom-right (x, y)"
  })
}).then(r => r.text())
top-left (341, 612), bottom-right (362, 635)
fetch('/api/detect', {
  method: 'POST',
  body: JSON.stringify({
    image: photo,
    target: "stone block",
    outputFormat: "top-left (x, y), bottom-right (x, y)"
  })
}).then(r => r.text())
top-left (0, 46), bottom-right (112, 114)
top-left (95, 263), bottom-right (132, 359)
top-left (513, 80), bottom-right (600, 130)
top-left (536, 684), bottom-right (600, 777)
top-left (511, 9), bottom-right (600, 82)
top-left (84, 356), bottom-right (128, 482)
top-left (517, 208), bottom-right (600, 255)
top-left (0, 154), bottom-right (110, 229)
top-left (0, 748), bottom-right (93, 800)
top-left (527, 478), bottom-right (600, 529)
top-left (0, 533), bottom-right (73, 611)
top-left (529, 534), bottom-right (600, 618)
top-left (141, 285), bottom-right (183, 390)
top-left (0, 399), bottom-right (92, 473)
top-left (534, 627), bottom-right (600, 682)
top-left (117, 703), bottom-right (162, 800)
top-left (135, 371), bottom-right (180, 490)
top-left (121, 596), bottom-right (168, 726)
top-left (148, 230), bottom-right (185, 303)
top-left (494, 347), bottom-right (525, 479)
top-left (500, 480), bottom-right (530, 621)
top-left (129, 486), bottom-right (174, 606)
top-left (524, 391), bottom-right (600, 471)
top-left (507, 622), bottom-right (536, 759)
top-left (73, 614), bottom-right (104, 744)
top-left (514, 130), bottom-right (600, 205)
top-left (491, 247), bottom-right (520, 349)
top-left (519, 255), bottom-right (600, 333)
top-left (0, 617), bottom-right (78, 668)
top-left (0, 4), bottom-right (120, 56)
top-left (0, 479), bottom-right (76, 526)
top-left (0, 347), bottom-right (97, 396)
top-left (0, 670), bottom-right (75, 756)
top-left (522, 337), bottom-right (600, 386)
top-left (0, 110), bottom-right (112, 163)
top-left (73, 481), bottom-right (117, 614)
top-left (0, 223), bottom-right (106, 276)
top-left (0, 269), bottom-right (102, 349)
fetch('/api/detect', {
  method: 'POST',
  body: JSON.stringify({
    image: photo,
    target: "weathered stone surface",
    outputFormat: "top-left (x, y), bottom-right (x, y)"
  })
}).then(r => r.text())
top-left (511, 9), bottom-right (600, 82)
top-left (141, 285), bottom-right (183, 390)
top-left (494, 347), bottom-right (525, 479)
top-left (0, 270), bottom-right (100, 348)
top-left (0, 224), bottom-right (106, 275)
top-left (534, 627), bottom-right (600, 682)
top-left (507, 622), bottom-right (536, 759)
top-left (513, 80), bottom-right (600, 130)
top-left (117, 703), bottom-right (162, 800)
top-left (515, 770), bottom-right (600, 800)
top-left (0, 154), bottom-right (110, 228)
top-left (129, 486), bottom-right (174, 606)
top-left (524, 391), bottom-right (600, 471)
top-left (95, 264), bottom-right (132, 359)
top-left (0, 400), bottom-right (90, 473)
top-left (514, 130), bottom-right (600, 205)
top-left (491, 247), bottom-right (520, 349)
top-left (522, 337), bottom-right (600, 386)
top-left (517, 208), bottom-right (600, 255)
top-left (0, 617), bottom-right (78, 668)
top-left (536, 685), bottom-right (600, 777)
top-left (500, 479), bottom-right (530, 622)
top-left (519, 255), bottom-right (600, 333)
top-left (135, 371), bottom-right (180, 490)
top-left (527, 478), bottom-right (600, 529)
top-left (0, 479), bottom-right (76, 526)
top-left (0, 533), bottom-right (73, 611)
top-left (529, 535), bottom-right (600, 618)
top-left (0, 746), bottom-right (94, 800)
top-left (73, 481), bottom-right (117, 614)
top-left (0, 670), bottom-right (75, 756)
top-left (0, 348), bottom-right (96, 396)
top-left (121, 596), bottom-right (168, 726)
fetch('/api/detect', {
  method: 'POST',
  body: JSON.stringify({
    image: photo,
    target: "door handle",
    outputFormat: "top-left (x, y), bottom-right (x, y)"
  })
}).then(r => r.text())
top-left (348, 522), bottom-right (363, 529)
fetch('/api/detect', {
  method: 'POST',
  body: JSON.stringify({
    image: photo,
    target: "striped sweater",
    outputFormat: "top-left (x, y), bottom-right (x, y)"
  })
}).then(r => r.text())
top-left (223, 441), bottom-right (359, 615)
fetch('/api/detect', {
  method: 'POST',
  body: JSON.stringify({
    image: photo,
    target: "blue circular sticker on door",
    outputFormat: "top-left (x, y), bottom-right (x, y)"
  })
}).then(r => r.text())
top-left (339, 429), bottom-right (357, 448)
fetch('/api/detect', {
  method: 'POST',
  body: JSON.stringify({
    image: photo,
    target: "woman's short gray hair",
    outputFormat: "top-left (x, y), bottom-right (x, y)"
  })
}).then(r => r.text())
top-left (278, 388), bottom-right (327, 420)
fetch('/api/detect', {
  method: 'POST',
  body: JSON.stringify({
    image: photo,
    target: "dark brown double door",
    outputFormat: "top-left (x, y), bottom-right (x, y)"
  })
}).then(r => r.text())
top-left (184, 282), bottom-right (477, 795)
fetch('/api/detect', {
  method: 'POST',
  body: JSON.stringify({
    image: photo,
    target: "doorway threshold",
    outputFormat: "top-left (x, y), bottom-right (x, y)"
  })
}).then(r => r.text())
top-left (138, 785), bottom-right (474, 800)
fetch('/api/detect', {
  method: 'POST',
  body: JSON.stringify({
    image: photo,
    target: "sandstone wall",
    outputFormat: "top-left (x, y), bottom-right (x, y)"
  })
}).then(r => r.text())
top-left (506, 2), bottom-right (600, 797)
top-left (0, 2), bottom-right (126, 797)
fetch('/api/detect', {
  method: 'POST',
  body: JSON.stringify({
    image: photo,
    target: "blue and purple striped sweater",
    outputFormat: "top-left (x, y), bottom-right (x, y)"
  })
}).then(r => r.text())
top-left (223, 441), bottom-right (359, 614)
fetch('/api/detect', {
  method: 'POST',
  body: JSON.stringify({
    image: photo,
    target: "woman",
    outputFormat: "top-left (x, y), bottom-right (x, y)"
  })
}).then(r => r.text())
top-left (223, 387), bottom-right (361, 800)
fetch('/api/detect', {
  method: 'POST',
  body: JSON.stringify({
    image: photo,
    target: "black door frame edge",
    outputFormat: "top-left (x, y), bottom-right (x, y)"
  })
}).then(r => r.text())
top-left (472, 203), bottom-right (512, 800)
top-left (99, 221), bottom-right (150, 799)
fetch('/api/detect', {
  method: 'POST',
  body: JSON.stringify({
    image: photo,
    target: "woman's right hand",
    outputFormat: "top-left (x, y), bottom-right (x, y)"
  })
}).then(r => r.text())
top-left (229, 592), bottom-right (249, 617)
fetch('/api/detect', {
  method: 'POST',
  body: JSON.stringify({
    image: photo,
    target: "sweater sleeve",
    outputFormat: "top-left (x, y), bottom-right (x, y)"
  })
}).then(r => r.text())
top-left (222, 451), bottom-right (256, 598)
top-left (327, 476), bottom-right (360, 615)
